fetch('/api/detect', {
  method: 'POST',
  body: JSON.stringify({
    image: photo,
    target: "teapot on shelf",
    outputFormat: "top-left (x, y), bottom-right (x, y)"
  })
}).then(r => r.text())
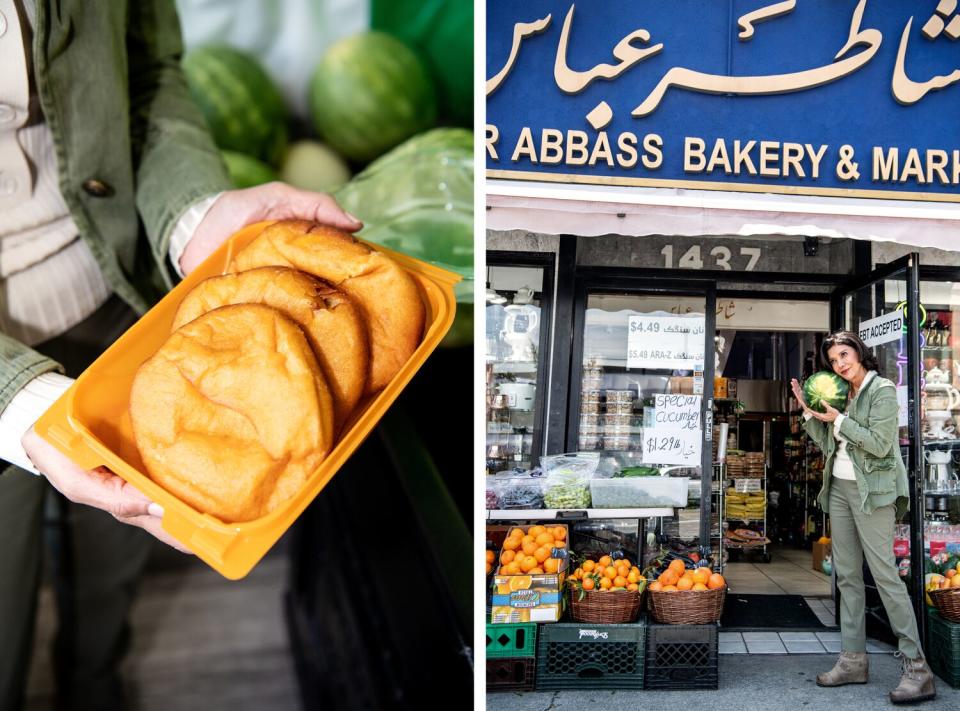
top-left (924, 365), bottom-right (951, 386)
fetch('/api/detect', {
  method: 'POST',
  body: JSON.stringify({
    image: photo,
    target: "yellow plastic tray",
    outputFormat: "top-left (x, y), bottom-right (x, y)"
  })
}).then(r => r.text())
top-left (34, 221), bottom-right (460, 579)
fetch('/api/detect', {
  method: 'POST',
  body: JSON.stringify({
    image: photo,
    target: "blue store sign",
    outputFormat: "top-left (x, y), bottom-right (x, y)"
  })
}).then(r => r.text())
top-left (486, 1), bottom-right (960, 202)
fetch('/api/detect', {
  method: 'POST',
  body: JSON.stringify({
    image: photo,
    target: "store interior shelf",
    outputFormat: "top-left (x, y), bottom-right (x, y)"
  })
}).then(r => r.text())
top-left (491, 361), bottom-right (539, 374)
top-left (486, 508), bottom-right (674, 520)
top-left (921, 438), bottom-right (960, 449)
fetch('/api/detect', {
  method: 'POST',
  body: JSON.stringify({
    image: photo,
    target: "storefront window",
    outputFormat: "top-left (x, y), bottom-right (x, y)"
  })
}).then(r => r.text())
top-left (485, 266), bottom-right (547, 476)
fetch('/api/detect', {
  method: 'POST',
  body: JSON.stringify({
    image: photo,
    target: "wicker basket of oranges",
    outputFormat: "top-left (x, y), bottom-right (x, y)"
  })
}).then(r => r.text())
top-left (646, 558), bottom-right (726, 624)
top-left (566, 555), bottom-right (646, 624)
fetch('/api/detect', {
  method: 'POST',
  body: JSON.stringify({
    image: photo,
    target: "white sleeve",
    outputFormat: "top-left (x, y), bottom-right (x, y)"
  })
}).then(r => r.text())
top-left (803, 412), bottom-right (814, 421)
top-left (0, 372), bottom-right (74, 474)
top-left (833, 413), bottom-right (846, 435)
top-left (166, 192), bottom-right (223, 278)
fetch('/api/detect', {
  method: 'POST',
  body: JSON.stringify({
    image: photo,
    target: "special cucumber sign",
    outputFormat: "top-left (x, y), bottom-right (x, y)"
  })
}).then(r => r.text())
top-left (486, 1), bottom-right (960, 201)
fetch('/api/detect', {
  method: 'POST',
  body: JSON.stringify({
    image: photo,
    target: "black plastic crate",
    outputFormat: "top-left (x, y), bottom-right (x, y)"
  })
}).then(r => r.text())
top-left (535, 622), bottom-right (646, 690)
top-left (928, 610), bottom-right (960, 689)
top-left (645, 622), bottom-right (719, 690)
top-left (487, 656), bottom-right (536, 692)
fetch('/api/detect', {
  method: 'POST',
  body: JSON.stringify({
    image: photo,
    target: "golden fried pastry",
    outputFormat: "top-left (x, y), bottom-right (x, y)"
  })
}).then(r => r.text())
top-left (130, 304), bottom-right (334, 523)
top-left (172, 267), bottom-right (369, 429)
top-left (228, 220), bottom-right (424, 393)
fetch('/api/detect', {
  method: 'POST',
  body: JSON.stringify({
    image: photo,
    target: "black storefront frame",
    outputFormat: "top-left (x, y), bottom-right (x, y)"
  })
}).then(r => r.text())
top-left (487, 249), bottom-right (558, 471)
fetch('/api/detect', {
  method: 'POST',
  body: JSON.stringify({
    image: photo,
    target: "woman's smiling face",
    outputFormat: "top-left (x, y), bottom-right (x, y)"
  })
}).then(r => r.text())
top-left (827, 343), bottom-right (864, 382)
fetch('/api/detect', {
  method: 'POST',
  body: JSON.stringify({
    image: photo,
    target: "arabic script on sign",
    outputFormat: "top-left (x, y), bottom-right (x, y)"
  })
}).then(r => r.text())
top-left (643, 428), bottom-right (701, 466)
top-left (627, 314), bottom-right (705, 370)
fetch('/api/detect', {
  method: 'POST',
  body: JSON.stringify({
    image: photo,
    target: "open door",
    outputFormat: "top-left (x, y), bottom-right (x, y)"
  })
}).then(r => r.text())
top-left (830, 253), bottom-right (925, 647)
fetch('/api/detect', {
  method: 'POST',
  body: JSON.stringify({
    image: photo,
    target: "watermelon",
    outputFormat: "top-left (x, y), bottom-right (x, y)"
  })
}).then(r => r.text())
top-left (221, 150), bottom-right (277, 189)
top-left (309, 32), bottom-right (437, 163)
top-left (182, 46), bottom-right (288, 165)
top-left (803, 371), bottom-right (850, 413)
top-left (279, 140), bottom-right (351, 194)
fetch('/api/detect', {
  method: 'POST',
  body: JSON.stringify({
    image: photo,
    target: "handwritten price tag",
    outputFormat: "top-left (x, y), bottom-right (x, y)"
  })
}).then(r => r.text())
top-left (643, 428), bottom-right (701, 466)
top-left (654, 394), bottom-right (701, 431)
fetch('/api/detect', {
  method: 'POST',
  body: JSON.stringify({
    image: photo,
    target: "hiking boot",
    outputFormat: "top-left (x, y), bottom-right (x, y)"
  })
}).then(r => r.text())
top-left (816, 651), bottom-right (868, 686)
top-left (889, 652), bottom-right (936, 704)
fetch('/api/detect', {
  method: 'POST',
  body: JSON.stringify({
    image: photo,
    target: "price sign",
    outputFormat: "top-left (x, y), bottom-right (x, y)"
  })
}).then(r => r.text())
top-left (643, 428), bottom-right (701, 466)
top-left (654, 394), bottom-right (702, 431)
top-left (627, 315), bottom-right (705, 370)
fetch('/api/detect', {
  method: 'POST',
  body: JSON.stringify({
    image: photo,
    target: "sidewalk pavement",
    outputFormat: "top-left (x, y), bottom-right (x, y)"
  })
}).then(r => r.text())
top-left (488, 654), bottom-right (960, 710)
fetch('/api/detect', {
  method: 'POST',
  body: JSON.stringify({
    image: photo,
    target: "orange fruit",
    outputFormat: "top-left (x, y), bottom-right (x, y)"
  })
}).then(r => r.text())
top-left (521, 540), bottom-right (538, 556)
top-left (627, 583), bottom-right (639, 591)
top-left (503, 537), bottom-right (520, 551)
top-left (676, 576), bottom-right (694, 591)
top-left (604, 566), bottom-right (618, 580)
top-left (600, 577), bottom-right (612, 589)
top-left (553, 526), bottom-right (567, 541)
top-left (504, 561), bottom-right (521, 575)
top-left (535, 533), bottom-right (556, 547)
top-left (627, 570), bottom-right (640, 584)
top-left (952, 575), bottom-right (960, 589)
top-left (630, 566), bottom-right (640, 576)
top-left (529, 525), bottom-right (546, 537)
top-left (519, 557), bottom-right (537, 573)
top-left (662, 584), bottom-right (678, 592)
top-left (707, 573), bottom-right (726, 589)
top-left (659, 570), bottom-right (679, 586)
top-left (509, 527), bottom-right (525, 539)
top-left (692, 567), bottom-right (711, 585)
top-left (692, 582), bottom-right (708, 591)
top-left (668, 559), bottom-right (686, 576)
top-left (521, 534), bottom-right (535, 547)
top-left (614, 576), bottom-right (628, 588)
top-left (486, 550), bottom-right (495, 564)
top-left (582, 576), bottom-right (596, 591)
top-left (582, 560), bottom-right (596, 572)
top-left (598, 555), bottom-right (613, 568)
top-left (947, 569), bottom-right (957, 579)
top-left (552, 540), bottom-right (567, 549)
top-left (500, 550), bottom-right (516, 565)
top-left (530, 567), bottom-right (544, 574)
top-left (544, 558), bottom-right (561, 574)
top-left (533, 546), bottom-right (551, 563)
top-left (648, 581), bottom-right (663, 592)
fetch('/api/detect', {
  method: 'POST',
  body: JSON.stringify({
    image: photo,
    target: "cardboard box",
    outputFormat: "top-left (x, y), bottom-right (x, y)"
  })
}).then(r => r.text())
top-left (490, 524), bottom-right (569, 624)
top-left (812, 541), bottom-right (832, 573)
top-left (668, 377), bottom-right (694, 395)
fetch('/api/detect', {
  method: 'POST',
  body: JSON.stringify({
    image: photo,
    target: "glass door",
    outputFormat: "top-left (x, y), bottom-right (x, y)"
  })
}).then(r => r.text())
top-left (485, 257), bottom-right (553, 489)
top-left (831, 253), bottom-right (925, 644)
top-left (568, 279), bottom-right (717, 557)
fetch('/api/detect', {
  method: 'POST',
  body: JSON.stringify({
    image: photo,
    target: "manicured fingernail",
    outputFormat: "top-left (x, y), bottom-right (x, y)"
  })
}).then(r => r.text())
top-left (148, 503), bottom-right (164, 517)
top-left (345, 211), bottom-right (361, 224)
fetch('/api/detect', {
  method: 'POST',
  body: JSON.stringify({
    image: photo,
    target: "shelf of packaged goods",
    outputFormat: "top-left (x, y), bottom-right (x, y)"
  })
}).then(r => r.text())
top-left (491, 361), bottom-right (539, 374)
top-left (922, 438), bottom-right (960, 449)
top-left (486, 508), bottom-right (674, 520)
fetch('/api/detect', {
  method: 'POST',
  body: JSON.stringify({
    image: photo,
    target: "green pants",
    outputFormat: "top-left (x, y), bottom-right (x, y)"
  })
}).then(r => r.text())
top-left (829, 477), bottom-right (922, 658)
top-left (0, 296), bottom-right (153, 711)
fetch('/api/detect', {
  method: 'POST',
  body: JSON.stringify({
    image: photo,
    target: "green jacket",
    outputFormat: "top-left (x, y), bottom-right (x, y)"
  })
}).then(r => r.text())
top-left (0, 0), bottom-right (230, 411)
top-left (802, 372), bottom-right (910, 519)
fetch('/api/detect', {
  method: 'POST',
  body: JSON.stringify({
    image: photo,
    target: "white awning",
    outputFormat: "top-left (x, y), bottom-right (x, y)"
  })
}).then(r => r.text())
top-left (487, 179), bottom-right (960, 252)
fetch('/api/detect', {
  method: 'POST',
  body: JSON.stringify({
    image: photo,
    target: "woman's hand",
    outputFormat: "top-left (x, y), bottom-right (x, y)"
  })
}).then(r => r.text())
top-left (790, 378), bottom-right (813, 415)
top-left (21, 427), bottom-right (191, 553)
top-left (810, 401), bottom-right (841, 423)
top-left (178, 182), bottom-right (363, 275)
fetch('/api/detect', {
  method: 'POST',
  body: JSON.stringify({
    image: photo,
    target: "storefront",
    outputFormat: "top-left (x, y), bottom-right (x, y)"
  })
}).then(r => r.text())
top-left (485, 1), bottom-right (960, 690)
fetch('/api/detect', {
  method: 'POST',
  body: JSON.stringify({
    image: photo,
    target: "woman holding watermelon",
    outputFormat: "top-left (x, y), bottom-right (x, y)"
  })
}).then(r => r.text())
top-left (790, 330), bottom-right (935, 704)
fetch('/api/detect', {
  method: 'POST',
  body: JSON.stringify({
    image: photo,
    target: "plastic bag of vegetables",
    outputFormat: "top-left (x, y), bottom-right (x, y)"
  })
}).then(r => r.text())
top-left (540, 453), bottom-right (599, 509)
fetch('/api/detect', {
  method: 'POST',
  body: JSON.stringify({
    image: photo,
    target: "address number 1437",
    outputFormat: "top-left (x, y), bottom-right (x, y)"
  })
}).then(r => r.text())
top-left (661, 245), bottom-right (761, 271)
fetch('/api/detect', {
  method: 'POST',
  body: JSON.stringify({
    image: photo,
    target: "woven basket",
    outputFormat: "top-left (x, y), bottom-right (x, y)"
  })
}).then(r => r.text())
top-left (647, 587), bottom-right (726, 624)
top-left (569, 588), bottom-right (642, 624)
top-left (930, 587), bottom-right (960, 623)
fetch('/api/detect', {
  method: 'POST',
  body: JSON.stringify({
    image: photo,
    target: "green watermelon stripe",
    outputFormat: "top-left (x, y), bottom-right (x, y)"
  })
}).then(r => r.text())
top-left (202, 55), bottom-right (273, 139)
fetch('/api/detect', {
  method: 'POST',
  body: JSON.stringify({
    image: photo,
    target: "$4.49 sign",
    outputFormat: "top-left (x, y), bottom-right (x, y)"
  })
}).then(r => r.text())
top-left (627, 314), bottom-right (705, 370)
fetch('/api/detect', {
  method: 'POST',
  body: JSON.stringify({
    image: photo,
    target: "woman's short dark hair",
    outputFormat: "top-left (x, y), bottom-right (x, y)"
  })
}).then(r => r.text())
top-left (820, 330), bottom-right (880, 373)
